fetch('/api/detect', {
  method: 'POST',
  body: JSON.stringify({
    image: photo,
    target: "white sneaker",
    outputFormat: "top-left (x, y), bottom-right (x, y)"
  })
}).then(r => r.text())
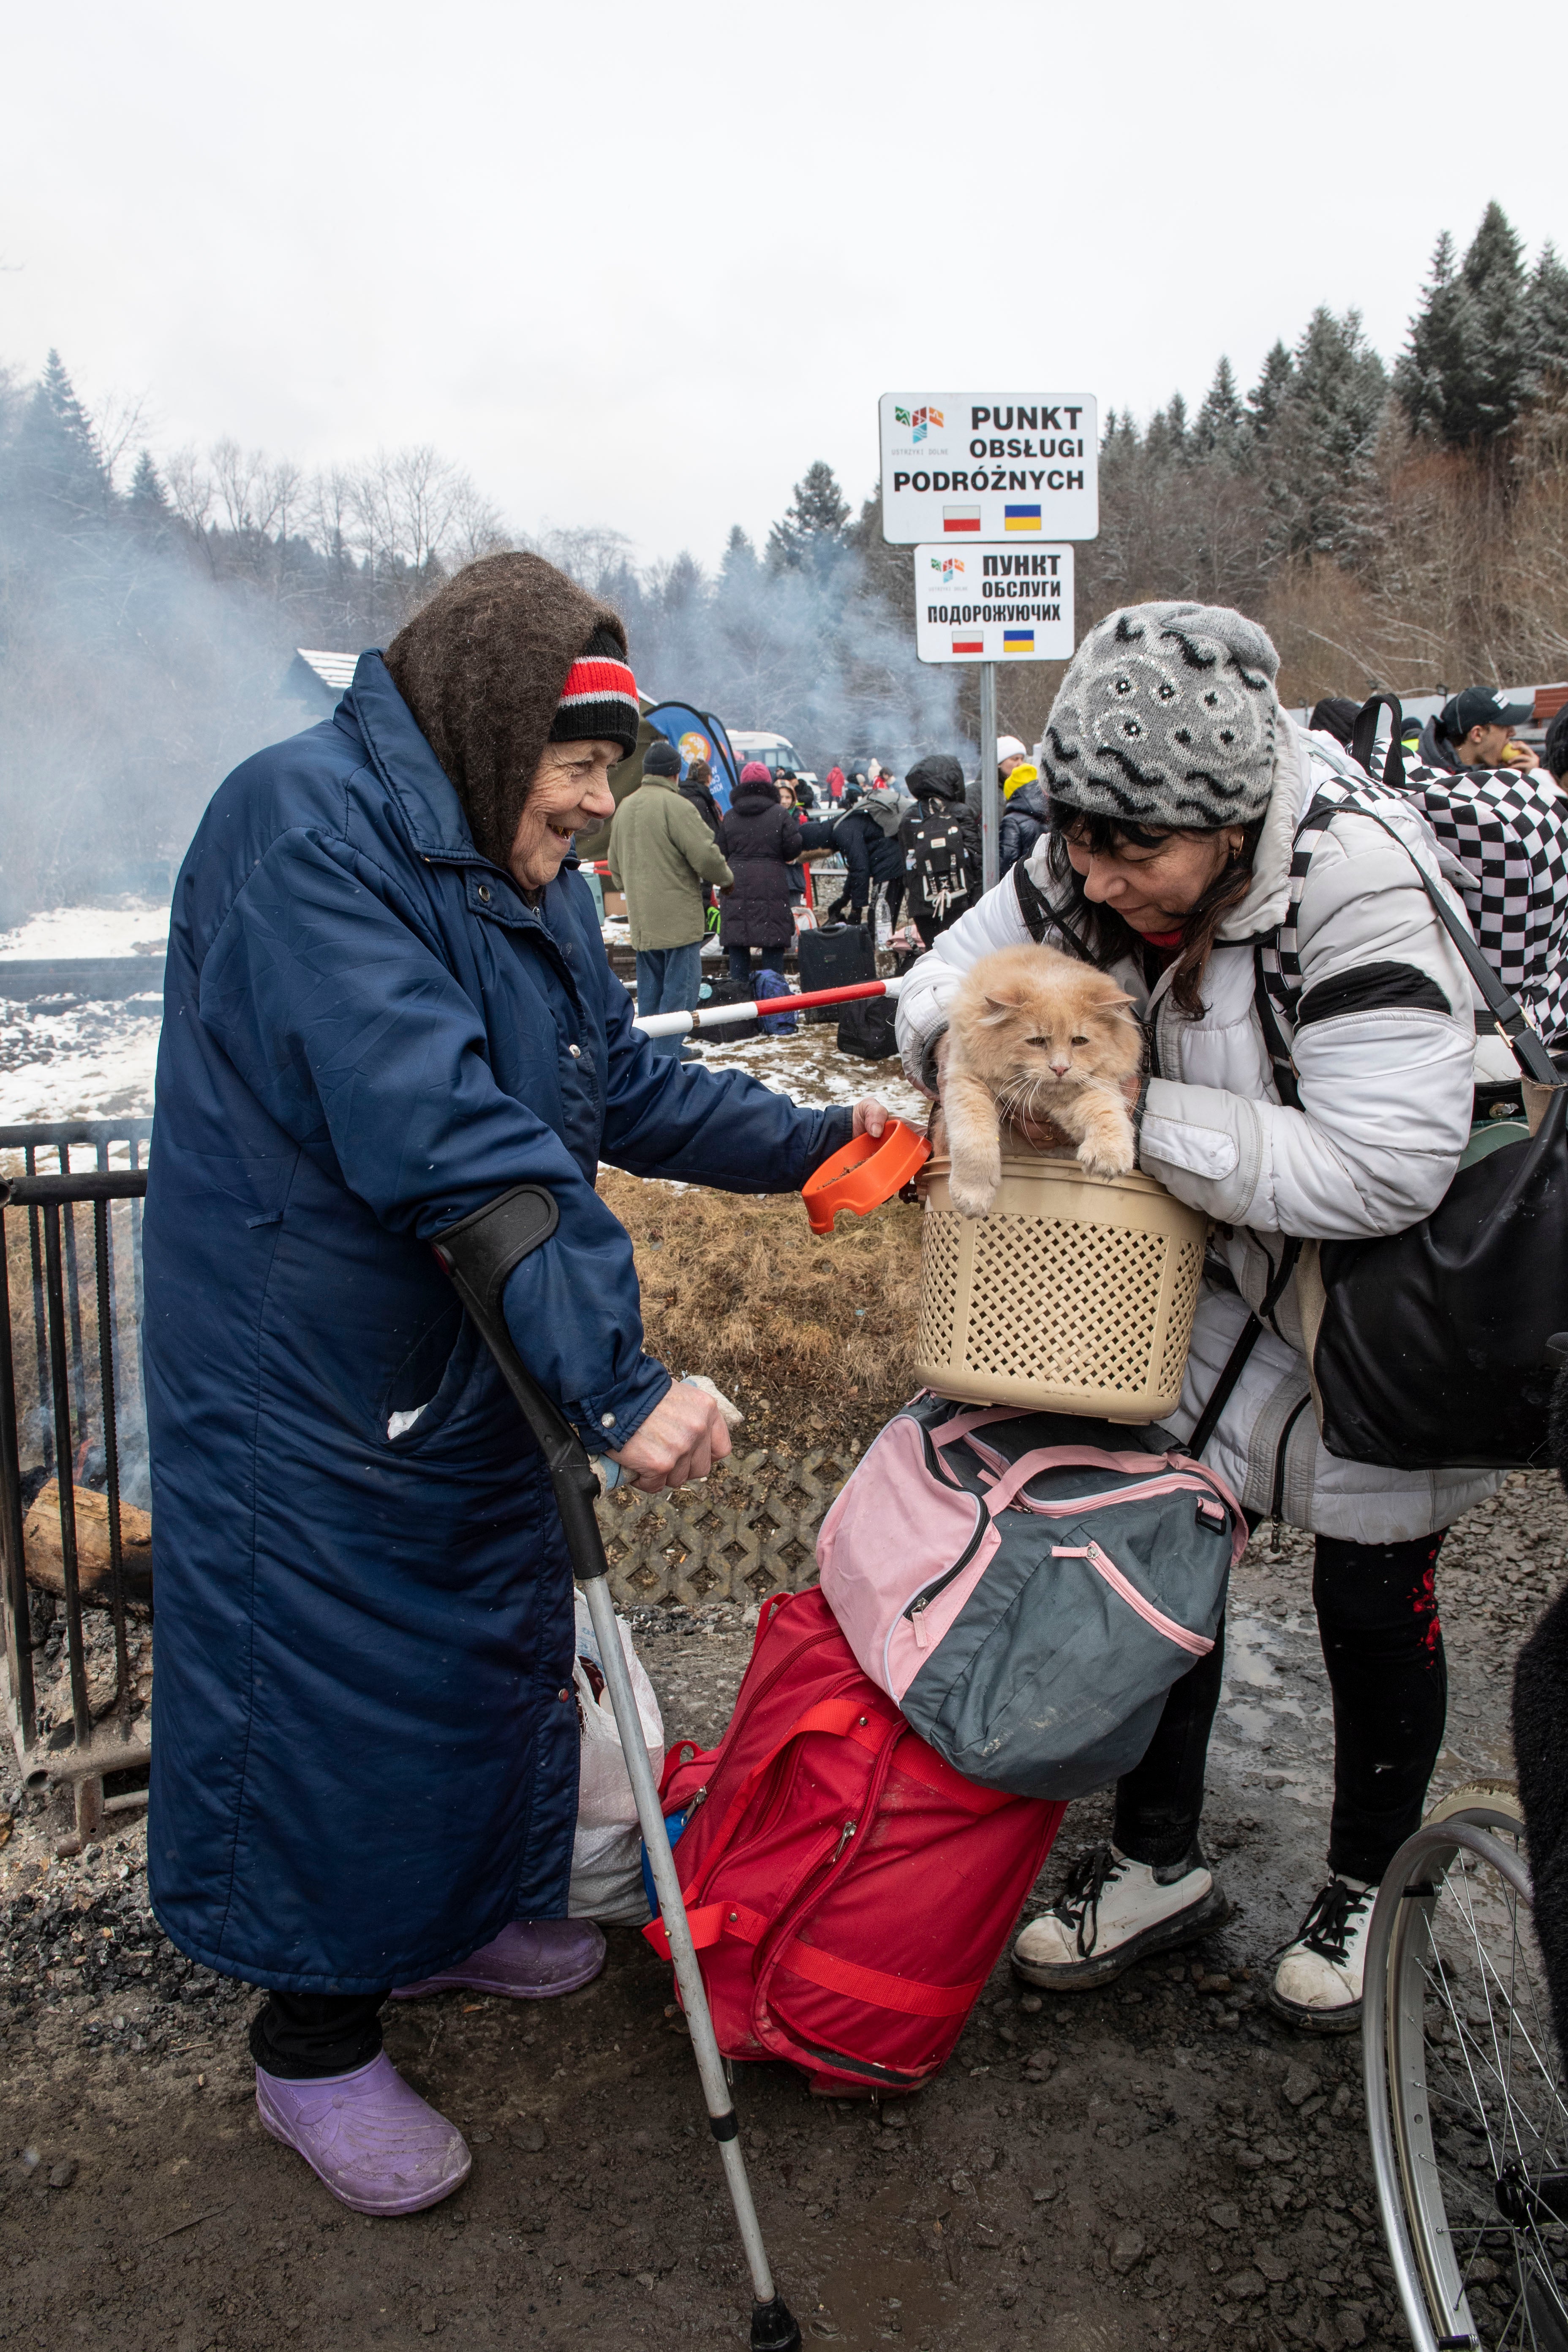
top-left (1012, 1841), bottom-right (1228, 1990)
top-left (1267, 1878), bottom-right (1376, 2034)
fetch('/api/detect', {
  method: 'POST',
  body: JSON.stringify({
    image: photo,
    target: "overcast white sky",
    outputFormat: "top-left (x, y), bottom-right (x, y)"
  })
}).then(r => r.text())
top-left (3, 0), bottom-right (1563, 571)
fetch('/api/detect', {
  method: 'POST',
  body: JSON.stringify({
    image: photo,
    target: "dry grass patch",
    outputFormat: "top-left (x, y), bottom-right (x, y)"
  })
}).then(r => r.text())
top-left (596, 1166), bottom-right (924, 1455)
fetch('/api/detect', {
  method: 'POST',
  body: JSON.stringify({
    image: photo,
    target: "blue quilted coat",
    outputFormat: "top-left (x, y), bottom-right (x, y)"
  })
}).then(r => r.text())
top-left (143, 653), bottom-right (849, 1993)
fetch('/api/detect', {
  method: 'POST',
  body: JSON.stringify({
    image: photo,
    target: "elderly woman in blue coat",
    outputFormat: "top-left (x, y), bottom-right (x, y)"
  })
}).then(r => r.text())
top-left (142, 553), bottom-right (886, 2217)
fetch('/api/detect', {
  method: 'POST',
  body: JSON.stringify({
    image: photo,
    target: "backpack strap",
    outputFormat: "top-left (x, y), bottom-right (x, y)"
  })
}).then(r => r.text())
top-left (1252, 945), bottom-right (1303, 1112)
top-left (1184, 1236), bottom-right (1303, 1462)
top-left (1013, 860), bottom-right (1102, 966)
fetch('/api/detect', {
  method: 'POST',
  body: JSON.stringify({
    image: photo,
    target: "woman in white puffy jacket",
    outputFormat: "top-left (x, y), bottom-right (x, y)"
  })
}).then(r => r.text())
top-left (896, 600), bottom-right (1502, 2032)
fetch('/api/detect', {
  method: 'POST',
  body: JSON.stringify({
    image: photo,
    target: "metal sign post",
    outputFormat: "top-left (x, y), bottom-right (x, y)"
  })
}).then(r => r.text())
top-left (979, 662), bottom-right (999, 893)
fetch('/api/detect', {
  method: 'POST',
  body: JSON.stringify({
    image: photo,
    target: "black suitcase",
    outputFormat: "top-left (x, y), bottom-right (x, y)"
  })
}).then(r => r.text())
top-left (796, 923), bottom-right (874, 1022)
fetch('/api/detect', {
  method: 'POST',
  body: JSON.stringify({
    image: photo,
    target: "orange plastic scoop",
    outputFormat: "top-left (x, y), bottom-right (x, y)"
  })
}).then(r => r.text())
top-left (801, 1119), bottom-right (932, 1235)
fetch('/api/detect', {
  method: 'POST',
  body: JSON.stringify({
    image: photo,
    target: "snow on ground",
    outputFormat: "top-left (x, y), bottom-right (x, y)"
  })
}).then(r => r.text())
top-left (699, 1021), bottom-right (925, 1120)
top-left (0, 902), bottom-right (920, 1131)
top-left (0, 1005), bottom-right (162, 1127)
top-left (0, 896), bottom-right (169, 962)
top-left (0, 901), bottom-right (167, 1126)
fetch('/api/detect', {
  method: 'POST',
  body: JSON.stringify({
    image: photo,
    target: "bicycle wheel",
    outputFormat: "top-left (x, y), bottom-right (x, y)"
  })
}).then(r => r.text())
top-left (1364, 1783), bottom-right (1568, 2351)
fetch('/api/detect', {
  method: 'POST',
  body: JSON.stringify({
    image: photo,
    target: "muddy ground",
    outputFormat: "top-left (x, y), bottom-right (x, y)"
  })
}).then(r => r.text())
top-left (2, 1466), bottom-right (1560, 2352)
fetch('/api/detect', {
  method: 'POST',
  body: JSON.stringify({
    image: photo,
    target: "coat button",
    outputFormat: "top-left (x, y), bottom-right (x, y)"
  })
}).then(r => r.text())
top-left (568, 1043), bottom-right (581, 1057)
top-left (600, 1413), bottom-right (615, 1428)
top-left (558, 1687), bottom-right (571, 1702)
top-left (477, 883), bottom-right (492, 903)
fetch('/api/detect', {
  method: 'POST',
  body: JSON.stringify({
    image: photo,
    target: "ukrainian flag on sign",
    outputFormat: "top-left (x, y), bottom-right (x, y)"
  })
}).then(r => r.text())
top-left (1003, 628), bottom-right (1035, 653)
top-left (1004, 504), bottom-right (1042, 531)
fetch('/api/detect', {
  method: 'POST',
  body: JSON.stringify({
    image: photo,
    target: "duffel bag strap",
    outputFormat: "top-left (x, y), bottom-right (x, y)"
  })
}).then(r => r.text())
top-left (774, 1938), bottom-right (988, 2019)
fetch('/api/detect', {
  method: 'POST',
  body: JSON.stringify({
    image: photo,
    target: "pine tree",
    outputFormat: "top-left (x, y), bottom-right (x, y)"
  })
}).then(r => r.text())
top-left (1525, 241), bottom-right (1568, 394)
top-left (128, 448), bottom-right (171, 526)
top-left (720, 523), bottom-right (759, 583)
top-left (11, 348), bottom-right (107, 520)
top-left (1143, 393), bottom-right (1188, 468)
top-left (766, 461), bottom-right (850, 572)
top-left (1264, 309), bottom-right (1388, 556)
top-left (1246, 342), bottom-right (1295, 444)
top-left (1192, 357), bottom-right (1244, 458)
top-left (1459, 200), bottom-right (1527, 441)
top-left (1397, 208), bottom-right (1529, 449)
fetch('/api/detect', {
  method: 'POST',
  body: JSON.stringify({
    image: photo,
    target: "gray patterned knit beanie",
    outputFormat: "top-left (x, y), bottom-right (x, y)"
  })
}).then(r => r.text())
top-left (1040, 602), bottom-right (1281, 829)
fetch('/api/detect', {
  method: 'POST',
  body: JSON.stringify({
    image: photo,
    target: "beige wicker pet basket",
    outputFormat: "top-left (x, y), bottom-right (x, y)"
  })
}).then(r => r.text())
top-left (915, 1155), bottom-right (1208, 1422)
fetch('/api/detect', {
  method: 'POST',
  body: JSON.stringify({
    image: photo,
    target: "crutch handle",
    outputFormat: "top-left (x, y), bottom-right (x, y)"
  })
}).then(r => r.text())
top-left (430, 1185), bottom-right (608, 1579)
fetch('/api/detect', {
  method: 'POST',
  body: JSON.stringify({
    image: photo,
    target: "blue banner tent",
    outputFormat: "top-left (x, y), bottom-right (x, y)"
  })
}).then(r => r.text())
top-left (643, 704), bottom-right (741, 812)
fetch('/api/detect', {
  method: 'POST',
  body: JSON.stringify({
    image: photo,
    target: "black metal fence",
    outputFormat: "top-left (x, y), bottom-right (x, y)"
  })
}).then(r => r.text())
top-left (0, 1120), bottom-right (152, 1848)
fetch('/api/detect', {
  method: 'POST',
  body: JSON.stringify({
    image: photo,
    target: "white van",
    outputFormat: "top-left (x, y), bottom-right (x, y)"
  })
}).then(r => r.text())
top-left (728, 731), bottom-right (817, 787)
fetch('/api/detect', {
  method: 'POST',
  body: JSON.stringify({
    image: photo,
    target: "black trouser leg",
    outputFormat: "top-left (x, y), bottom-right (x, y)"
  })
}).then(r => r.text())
top-left (1314, 1530), bottom-right (1448, 1883)
top-left (1112, 1620), bottom-right (1227, 1868)
top-left (249, 1988), bottom-right (390, 2080)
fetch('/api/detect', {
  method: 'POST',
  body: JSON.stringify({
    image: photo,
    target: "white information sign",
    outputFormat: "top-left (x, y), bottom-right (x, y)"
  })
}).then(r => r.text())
top-left (913, 542), bottom-right (1075, 665)
top-left (879, 392), bottom-right (1098, 545)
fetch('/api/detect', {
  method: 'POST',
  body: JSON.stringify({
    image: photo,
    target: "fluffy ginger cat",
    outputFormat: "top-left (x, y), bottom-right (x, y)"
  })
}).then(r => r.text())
top-left (941, 943), bottom-right (1143, 1219)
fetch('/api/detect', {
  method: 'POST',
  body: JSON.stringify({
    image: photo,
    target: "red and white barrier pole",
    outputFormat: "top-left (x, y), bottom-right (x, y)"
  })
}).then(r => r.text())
top-left (633, 977), bottom-right (904, 1039)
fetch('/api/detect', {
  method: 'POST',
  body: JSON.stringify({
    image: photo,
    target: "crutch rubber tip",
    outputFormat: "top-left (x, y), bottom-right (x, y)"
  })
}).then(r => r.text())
top-left (750, 2296), bottom-right (801, 2352)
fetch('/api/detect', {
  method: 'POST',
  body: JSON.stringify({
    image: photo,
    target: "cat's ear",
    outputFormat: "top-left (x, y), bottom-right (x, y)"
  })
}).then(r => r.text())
top-left (978, 992), bottom-right (1019, 1027)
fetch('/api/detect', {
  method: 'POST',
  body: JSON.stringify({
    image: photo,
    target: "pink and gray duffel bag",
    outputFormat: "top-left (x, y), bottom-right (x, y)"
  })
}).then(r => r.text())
top-left (817, 1395), bottom-right (1246, 1801)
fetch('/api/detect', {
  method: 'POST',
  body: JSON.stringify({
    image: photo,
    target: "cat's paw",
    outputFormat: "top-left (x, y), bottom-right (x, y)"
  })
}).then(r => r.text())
top-left (1076, 1131), bottom-right (1135, 1181)
top-left (948, 1168), bottom-right (999, 1220)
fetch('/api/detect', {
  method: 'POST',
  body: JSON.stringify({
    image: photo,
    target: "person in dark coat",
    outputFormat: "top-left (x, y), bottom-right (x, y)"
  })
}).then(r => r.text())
top-left (829, 784), bottom-right (906, 929)
top-left (678, 754), bottom-right (724, 841)
top-left (719, 761), bottom-right (798, 981)
top-left (998, 760), bottom-right (1049, 877)
top-left (900, 752), bottom-right (981, 946)
top-left (142, 555), bottom-right (888, 2217)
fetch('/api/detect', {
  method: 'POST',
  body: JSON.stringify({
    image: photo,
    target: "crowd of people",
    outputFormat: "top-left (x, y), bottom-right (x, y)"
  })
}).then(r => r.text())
top-left (135, 546), bottom-right (1568, 2224)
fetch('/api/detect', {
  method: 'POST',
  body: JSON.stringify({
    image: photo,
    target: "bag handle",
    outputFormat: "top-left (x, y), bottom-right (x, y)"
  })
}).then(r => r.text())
top-left (1350, 692), bottom-right (1407, 791)
top-left (705, 1697), bottom-right (894, 1848)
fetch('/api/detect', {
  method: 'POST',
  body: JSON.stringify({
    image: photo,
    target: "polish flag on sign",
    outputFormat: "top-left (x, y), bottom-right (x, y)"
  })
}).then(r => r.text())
top-left (952, 634), bottom-right (984, 656)
top-left (942, 505), bottom-right (981, 533)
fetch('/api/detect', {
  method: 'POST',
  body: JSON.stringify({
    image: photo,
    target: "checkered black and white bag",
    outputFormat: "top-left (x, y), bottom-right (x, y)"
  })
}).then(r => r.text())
top-left (1259, 764), bottom-right (1568, 1048)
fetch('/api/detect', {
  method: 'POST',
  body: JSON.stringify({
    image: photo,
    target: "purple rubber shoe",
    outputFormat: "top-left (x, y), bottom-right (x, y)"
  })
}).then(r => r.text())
top-left (254, 2051), bottom-right (471, 2217)
top-left (390, 1917), bottom-right (607, 2002)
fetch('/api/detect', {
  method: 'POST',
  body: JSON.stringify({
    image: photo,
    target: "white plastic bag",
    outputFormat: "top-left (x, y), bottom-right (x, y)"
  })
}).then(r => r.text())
top-left (567, 1591), bottom-right (664, 1926)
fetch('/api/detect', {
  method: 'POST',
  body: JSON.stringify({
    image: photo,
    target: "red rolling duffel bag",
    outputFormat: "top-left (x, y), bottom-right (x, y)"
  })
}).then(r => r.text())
top-left (642, 1586), bottom-right (1065, 2096)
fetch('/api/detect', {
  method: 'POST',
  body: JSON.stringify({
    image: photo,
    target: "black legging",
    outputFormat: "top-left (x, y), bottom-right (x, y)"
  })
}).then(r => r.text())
top-left (251, 1988), bottom-right (389, 2079)
top-left (1114, 1530), bottom-right (1448, 1885)
top-left (727, 945), bottom-right (789, 984)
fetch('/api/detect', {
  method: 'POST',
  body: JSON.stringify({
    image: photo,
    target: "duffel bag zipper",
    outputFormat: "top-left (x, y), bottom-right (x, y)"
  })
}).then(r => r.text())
top-left (901, 1505), bottom-right (994, 1647)
top-left (1051, 1540), bottom-right (1213, 1657)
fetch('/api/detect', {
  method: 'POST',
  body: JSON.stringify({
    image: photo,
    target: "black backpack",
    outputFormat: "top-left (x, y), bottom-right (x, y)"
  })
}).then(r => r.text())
top-left (836, 996), bottom-right (899, 1061)
top-left (904, 811), bottom-right (971, 924)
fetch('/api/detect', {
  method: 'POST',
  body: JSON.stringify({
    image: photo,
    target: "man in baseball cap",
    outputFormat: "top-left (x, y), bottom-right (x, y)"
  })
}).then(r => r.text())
top-left (1420, 686), bottom-right (1534, 775)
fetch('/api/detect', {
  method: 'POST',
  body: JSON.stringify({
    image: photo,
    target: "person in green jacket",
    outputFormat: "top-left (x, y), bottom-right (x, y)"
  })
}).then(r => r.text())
top-left (608, 739), bottom-right (734, 1060)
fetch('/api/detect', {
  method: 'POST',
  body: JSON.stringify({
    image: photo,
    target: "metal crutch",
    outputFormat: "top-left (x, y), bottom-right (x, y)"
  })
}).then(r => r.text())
top-left (433, 1186), bottom-right (801, 2352)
